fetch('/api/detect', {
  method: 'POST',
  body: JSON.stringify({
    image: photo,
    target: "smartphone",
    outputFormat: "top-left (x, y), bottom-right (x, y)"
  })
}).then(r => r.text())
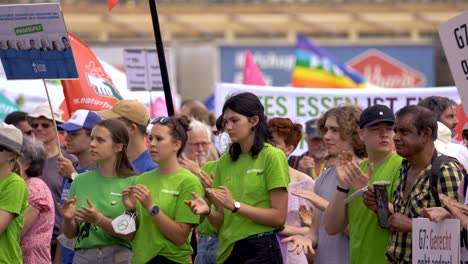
top-left (374, 184), bottom-right (390, 228)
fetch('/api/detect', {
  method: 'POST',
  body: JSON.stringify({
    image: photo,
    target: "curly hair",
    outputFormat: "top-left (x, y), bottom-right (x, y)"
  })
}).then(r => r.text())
top-left (317, 104), bottom-right (367, 159)
top-left (268, 117), bottom-right (303, 150)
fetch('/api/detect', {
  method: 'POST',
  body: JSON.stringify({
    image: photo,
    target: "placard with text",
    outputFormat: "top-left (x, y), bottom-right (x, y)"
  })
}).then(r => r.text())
top-left (0, 3), bottom-right (77, 80)
top-left (412, 218), bottom-right (460, 263)
top-left (439, 10), bottom-right (468, 116)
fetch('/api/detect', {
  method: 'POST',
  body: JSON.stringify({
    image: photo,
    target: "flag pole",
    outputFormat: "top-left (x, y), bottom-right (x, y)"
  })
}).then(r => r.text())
top-left (148, 0), bottom-right (174, 116)
top-left (42, 79), bottom-right (62, 156)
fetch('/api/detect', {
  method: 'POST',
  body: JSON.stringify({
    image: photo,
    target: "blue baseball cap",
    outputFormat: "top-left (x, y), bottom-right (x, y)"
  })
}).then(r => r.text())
top-left (58, 109), bottom-right (102, 131)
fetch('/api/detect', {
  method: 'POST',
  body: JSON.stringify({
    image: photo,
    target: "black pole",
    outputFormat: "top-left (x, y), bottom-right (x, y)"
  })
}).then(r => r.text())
top-left (148, 0), bottom-right (174, 116)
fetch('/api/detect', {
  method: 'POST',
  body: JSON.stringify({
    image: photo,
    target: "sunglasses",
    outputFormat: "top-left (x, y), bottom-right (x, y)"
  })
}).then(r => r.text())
top-left (31, 122), bottom-right (52, 129)
top-left (151, 117), bottom-right (172, 125)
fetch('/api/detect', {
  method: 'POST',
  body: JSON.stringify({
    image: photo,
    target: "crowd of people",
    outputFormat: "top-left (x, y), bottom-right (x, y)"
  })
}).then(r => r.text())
top-left (1, 93), bottom-right (468, 264)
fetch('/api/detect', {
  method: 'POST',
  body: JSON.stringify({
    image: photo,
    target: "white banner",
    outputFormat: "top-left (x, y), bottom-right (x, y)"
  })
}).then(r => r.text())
top-left (215, 83), bottom-right (459, 154)
top-left (412, 218), bottom-right (460, 264)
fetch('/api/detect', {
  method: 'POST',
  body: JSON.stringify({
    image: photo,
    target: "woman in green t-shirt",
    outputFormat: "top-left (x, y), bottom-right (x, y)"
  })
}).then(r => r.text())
top-left (122, 116), bottom-right (203, 264)
top-left (59, 119), bottom-right (137, 264)
top-left (186, 92), bottom-right (290, 264)
top-left (0, 124), bottom-right (28, 264)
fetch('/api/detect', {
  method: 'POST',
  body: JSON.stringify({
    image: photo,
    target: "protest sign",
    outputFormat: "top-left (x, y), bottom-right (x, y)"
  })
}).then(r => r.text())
top-left (412, 218), bottom-right (460, 264)
top-left (0, 3), bottom-right (78, 80)
top-left (124, 49), bottom-right (165, 91)
top-left (215, 83), bottom-right (459, 154)
top-left (439, 10), bottom-right (468, 116)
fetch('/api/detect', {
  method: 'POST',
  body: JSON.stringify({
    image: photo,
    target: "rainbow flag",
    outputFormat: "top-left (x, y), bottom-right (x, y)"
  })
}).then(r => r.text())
top-left (291, 35), bottom-right (366, 88)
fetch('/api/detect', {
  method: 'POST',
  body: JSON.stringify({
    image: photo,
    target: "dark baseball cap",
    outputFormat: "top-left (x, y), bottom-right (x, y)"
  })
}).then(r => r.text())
top-left (305, 118), bottom-right (321, 139)
top-left (359, 104), bottom-right (395, 129)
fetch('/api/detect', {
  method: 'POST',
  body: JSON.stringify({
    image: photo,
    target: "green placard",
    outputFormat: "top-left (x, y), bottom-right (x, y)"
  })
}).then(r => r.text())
top-left (15, 24), bottom-right (43, 35)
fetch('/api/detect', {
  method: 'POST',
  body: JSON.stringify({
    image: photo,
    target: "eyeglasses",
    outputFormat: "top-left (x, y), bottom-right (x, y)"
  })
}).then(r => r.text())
top-left (31, 122), bottom-right (52, 129)
top-left (60, 131), bottom-right (88, 139)
top-left (151, 117), bottom-right (172, 124)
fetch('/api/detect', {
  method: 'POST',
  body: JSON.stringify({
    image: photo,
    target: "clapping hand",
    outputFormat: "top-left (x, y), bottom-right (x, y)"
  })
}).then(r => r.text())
top-left (299, 205), bottom-right (313, 227)
top-left (280, 235), bottom-right (314, 256)
top-left (57, 196), bottom-right (77, 221)
top-left (185, 192), bottom-right (210, 215)
top-left (74, 198), bottom-right (103, 225)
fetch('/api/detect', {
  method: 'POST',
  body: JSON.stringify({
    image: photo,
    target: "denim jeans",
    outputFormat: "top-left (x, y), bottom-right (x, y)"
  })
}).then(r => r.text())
top-left (73, 245), bottom-right (131, 264)
top-left (194, 234), bottom-right (218, 264)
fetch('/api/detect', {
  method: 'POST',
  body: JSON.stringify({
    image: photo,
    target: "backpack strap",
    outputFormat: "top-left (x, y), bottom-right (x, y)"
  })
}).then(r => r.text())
top-left (288, 155), bottom-right (301, 169)
top-left (430, 154), bottom-right (447, 207)
top-left (464, 173), bottom-right (468, 198)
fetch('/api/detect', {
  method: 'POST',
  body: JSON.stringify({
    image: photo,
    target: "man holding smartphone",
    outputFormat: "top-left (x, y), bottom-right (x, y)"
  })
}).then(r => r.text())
top-left (324, 104), bottom-right (403, 264)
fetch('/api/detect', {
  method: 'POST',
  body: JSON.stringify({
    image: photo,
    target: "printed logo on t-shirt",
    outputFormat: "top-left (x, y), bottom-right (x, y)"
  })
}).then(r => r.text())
top-left (372, 180), bottom-right (391, 186)
top-left (161, 189), bottom-right (179, 197)
top-left (246, 168), bottom-right (264, 176)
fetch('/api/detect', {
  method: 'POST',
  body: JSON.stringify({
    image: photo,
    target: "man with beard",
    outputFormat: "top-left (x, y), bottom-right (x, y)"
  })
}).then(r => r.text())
top-left (288, 118), bottom-right (327, 180)
top-left (180, 119), bottom-right (214, 170)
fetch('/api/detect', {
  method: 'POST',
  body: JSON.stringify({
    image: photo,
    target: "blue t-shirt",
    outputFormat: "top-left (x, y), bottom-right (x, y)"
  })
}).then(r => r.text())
top-left (132, 150), bottom-right (158, 174)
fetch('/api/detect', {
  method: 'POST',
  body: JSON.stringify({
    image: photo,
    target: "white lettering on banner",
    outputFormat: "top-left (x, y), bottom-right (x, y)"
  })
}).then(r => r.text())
top-left (438, 10), bottom-right (468, 116)
top-left (215, 83), bottom-right (459, 155)
top-left (412, 218), bottom-right (459, 263)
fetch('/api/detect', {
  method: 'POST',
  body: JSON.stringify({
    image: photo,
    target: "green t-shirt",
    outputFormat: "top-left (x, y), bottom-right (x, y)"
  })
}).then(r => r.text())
top-left (197, 161), bottom-right (218, 235)
top-left (348, 152), bottom-right (402, 264)
top-left (69, 170), bottom-right (137, 249)
top-left (132, 168), bottom-right (203, 264)
top-left (213, 143), bottom-right (290, 264)
top-left (0, 173), bottom-right (28, 264)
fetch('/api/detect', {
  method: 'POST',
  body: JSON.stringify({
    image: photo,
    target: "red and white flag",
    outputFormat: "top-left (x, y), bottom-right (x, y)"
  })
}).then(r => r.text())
top-left (61, 33), bottom-right (122, 114)
top-left (242, 50), bottom-right (266, 86)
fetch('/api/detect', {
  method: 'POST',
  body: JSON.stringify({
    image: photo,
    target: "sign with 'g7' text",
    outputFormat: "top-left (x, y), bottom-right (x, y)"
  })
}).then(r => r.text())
top-left (412, 218), bottom-right (460, 264)
top-left (439, 10), bottom-right (468, 117)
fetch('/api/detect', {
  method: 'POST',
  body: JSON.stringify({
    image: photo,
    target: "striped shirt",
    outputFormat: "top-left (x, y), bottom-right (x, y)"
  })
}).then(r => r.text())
top-left (386, 151), bottom-right (462, 263)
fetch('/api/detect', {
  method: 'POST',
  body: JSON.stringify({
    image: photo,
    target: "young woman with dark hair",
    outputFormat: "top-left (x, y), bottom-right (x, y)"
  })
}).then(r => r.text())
top-left (122, 116), bottom-right (203, 264)
top-left (59, 119), bottom-right (137, 264)
top-left (186, 92), bottom-right (290, 264)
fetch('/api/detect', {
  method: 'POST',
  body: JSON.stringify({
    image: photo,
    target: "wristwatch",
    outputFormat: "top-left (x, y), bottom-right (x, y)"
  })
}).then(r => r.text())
top-left (70, 172), bottom-right (78, 181)
top-left (149, 205), bottom-right (160, 216)
top-left (232, 201), bottom-right (241, 213)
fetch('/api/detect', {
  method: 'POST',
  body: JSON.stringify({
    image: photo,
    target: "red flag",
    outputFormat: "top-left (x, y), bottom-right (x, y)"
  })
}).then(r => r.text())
top-left (107, 0), bottom-right (119, 11)
top-left (61, 33), bottom-right (122, 113)
top-left (454, 104), bottom-right (468, 142)
top-left (242, 50), bottom-right (266, 86)
top-left (58, 100), bottom-right (70, 122)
